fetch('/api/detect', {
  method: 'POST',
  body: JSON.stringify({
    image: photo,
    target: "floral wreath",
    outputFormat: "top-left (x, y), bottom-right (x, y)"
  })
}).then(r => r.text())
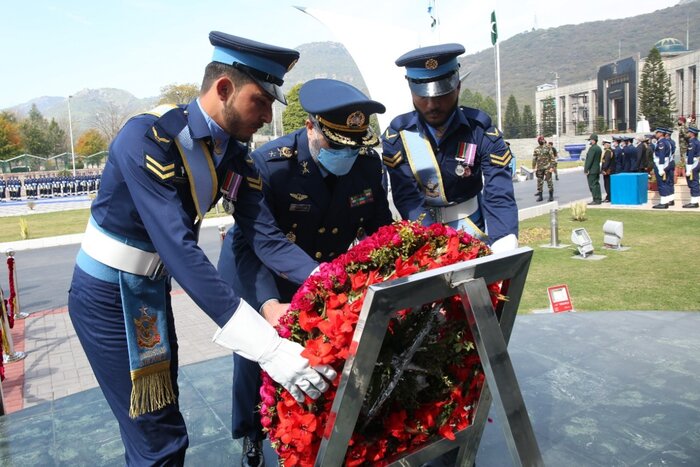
top-left (260, 220), bottom-right (502, 466)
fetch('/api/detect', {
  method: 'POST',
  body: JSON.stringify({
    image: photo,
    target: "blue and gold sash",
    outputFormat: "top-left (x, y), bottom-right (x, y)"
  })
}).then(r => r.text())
top-left (400, 130), bottom-right (448, 206)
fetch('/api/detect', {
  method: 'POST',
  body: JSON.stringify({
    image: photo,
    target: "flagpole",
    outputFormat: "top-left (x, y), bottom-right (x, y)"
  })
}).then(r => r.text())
top-left (495, 42), bottom-right (502, 130)
top-left (491, 10), bottom-right (502, 130)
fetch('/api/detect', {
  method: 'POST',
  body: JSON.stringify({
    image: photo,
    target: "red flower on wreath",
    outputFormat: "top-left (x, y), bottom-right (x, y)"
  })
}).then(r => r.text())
top-left (260, 221), bottom-right (502, 466)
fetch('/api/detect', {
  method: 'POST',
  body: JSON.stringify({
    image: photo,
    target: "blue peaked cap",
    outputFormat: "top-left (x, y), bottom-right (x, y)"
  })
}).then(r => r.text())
top-left (395, 43), bottom-right (465, 97)
top-left (209, 31), bottom-right (299, 104)
top-left (300, 79), bottom-right (385, 148)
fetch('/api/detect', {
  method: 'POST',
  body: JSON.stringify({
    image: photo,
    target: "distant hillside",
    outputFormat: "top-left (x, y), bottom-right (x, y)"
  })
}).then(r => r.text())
top-left (4, 0), bottom-right (698, 136)
top-left (462, 0), bottom-right (700, 109)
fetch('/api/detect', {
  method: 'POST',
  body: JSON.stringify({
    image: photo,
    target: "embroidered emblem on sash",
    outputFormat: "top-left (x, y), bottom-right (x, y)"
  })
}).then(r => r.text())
top-left (425, 179), bottom-right (441, 198)
top-left (134, 305), bottom-right (161, 349)
top-left (349, 189), bottom-right (374, 207)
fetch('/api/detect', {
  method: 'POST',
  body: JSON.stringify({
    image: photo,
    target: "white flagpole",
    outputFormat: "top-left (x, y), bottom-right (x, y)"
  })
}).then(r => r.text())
top-left (495, 42), bottom-right (502, 130)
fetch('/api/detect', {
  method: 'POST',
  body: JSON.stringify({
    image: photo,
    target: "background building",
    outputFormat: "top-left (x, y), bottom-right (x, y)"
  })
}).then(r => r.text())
top-left (535, 38), bottom-right (699, 136)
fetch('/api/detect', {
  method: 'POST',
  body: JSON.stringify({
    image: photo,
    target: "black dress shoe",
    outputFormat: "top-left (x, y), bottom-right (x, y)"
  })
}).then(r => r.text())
top-left (241, 437), bottom-right (265, 467)
top-left (668, 200), bottom-right (675, 206)
top-left (603, 199), bottom-right (611, 203)
top-left (682, 203), bottom-right (699, 208)
top-left (652, 203), bottom-right (669, 209)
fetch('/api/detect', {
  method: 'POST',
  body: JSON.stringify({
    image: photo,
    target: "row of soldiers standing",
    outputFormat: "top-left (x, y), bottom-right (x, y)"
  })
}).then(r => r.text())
top-left (0, 173), bottom-right (102, 201)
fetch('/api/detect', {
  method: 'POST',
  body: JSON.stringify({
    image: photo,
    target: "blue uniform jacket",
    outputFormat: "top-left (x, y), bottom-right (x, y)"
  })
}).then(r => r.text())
top-left (622, 144), bottom-right (638, 172)
top-left (654, 138), bottom-right (673, 165)
top-left (224, 128), bottom-right (394, 306)
top-left (381, 106), bottom-right (517, 243)
top-left (90, 101), bottom-right (316, 327)
top-left (687, 138), bottom-right (700, 165)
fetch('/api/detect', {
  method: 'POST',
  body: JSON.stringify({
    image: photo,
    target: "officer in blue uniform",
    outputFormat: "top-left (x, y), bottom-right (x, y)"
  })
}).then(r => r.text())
top-left (381, 44), bottom-right (518, 253)
top-left (68, 31), bottom-right (336, 466)
top-left (622, 136), bottom-right (638, 172)
top-left (613, 136), bottom-right (624, 174)
top-left (683, 126), bottom-right (700, 208)
top-left (218, 78), bottom-right (393, 467)
top-left (652, 127), bottom-right (676, 209)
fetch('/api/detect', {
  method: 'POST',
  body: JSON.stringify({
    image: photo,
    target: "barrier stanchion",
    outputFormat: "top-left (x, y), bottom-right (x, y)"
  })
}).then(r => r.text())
top-left (0, 286), bottom-right (26, 364)
top-left (6, 249), bottom-right (29, 320)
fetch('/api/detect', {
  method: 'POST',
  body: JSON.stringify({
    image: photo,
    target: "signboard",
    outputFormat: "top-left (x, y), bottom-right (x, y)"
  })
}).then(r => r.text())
top-left (547, 284), bottom-right (574, 313)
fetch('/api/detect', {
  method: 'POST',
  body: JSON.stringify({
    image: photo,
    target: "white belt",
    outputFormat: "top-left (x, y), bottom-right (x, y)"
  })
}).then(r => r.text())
top-left (437, 197), bottom-right (478, 224)
top-left (81, 221), bottom-right (163, 278)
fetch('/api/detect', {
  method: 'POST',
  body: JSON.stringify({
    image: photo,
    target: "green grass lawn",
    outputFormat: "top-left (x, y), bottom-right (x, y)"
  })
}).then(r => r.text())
top-left (518, 208), bottom-right (699, 313)
top-left (0, 208), bottom-right (230, 242)
top-left (2, 205), bottom-right (696, 315)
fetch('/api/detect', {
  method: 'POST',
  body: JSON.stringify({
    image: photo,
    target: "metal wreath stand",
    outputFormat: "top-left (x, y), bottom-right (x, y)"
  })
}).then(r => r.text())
top-left (313, 247), bottom-right (544, 467)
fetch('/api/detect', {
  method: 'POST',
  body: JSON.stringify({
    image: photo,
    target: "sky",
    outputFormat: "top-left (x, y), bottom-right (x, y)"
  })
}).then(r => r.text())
top-left (0, 0), bottom-right (681, 109)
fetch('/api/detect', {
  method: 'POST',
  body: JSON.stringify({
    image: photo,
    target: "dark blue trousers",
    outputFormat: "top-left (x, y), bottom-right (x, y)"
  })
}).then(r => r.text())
top-left (68, 266), bottom-right (188, 466)
top-left (217, 233), bottom-right (265, 442)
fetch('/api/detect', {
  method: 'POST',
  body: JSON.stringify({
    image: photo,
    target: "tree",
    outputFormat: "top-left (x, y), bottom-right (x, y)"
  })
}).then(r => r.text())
top-left (459, 89), bottom-right (496, 123)
top-left (504, 95), bottom-right (521, 138)
top-left (521, 105), bottom-right (536, 138)
top-left (282, 83), bottom-right (306, 133)
top-left (0, 112), bottom-right (22, 161)
top-left (481, 96), bottom-right (498, 124)
top-left (540, 97), bottom-right (556, 137)
top-left (92, 101), bottom-right (131, 143)
top-left (159, 83), bottom-right (199, 105)
top-left (19, 105), bottom-right (54, 156)
top-left (47, 119), bottom-right (68, 155)
top-left (639, 47), bottom-right (675, 129)
top-left (76, 129), bottom-right (107, 156)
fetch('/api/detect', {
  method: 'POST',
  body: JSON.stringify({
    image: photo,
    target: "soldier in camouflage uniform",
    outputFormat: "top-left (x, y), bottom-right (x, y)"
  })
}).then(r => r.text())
top-left (532, 135), bottom-right (555, 201)
top-left (677, 116), bottom-right (689, 166)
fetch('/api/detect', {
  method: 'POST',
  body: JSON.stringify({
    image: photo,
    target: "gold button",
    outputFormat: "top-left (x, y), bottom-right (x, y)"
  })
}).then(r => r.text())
top-left (292, 223), bottom-right (298, 228)
top-left (329, 252), bottom-right (335, 257)
top-left (315, 252), bottom-right (322, 259)
top-left (318, 227), bottom-right (326, 233)
top-left (332, 227), bottom-right (339, 234)
top-left (360, 217), bottom-right (364, 222)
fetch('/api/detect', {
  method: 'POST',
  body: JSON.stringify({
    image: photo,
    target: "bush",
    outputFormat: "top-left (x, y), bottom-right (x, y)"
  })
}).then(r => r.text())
top-left (570, 202), bottom-right (587, 221)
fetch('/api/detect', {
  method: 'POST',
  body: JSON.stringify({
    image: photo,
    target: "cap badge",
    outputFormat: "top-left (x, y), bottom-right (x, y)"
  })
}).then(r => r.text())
top-left (346, 111), bottom-right (366, 128)
top-left (425, 58), bottom-right (438, 70)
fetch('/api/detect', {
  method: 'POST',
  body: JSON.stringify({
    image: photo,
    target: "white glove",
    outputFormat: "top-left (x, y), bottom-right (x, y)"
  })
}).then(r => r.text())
top-left (490, 234), bottom-right (519, 254)
top-left (212, 300), bottom-right (337, 403)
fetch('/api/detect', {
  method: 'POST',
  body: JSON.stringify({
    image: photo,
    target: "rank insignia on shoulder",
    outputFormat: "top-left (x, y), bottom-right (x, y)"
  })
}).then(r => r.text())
top-left (220, 170), bottom-right (244, 201)
top-left (485, 127), bottom-right (501, 137)
top-left (290, 193), bottom-right (308, 201)
top-left (246, 175), bottom-right (263, 191)
top-left (383, 128), bottom-right (399, 142)
top-left (300, 160), bottom-right (311, 175)
top-left (151, 127), bottom-right (171, 144)
top-left (382, 151), bottom-right (403, 168)
top-left (145, 154), bottom-right (175, 180)
top-left (490, 149), bottom-right (512, 167)
top-left (279, 147), bottom-right (294, 158)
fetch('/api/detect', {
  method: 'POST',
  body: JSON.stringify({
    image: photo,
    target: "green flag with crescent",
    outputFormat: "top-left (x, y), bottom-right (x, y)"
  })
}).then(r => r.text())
top-left (491, 10), bottom-right (498, 45)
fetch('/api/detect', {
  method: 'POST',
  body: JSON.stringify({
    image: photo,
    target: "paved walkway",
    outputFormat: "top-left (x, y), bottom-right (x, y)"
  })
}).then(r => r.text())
top-left (1, 290), bottom-right (229, 414)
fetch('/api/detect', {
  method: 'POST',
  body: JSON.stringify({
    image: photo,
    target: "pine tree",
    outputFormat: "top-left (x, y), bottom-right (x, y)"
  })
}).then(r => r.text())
top-left (540, 97), bottom-right (556, 137)
top-left (639, 47), bottom-right (675, 129)
top-left (504, 95), bottom-right (521, 138)
top-left (521, 105), bottom-right (536, 138)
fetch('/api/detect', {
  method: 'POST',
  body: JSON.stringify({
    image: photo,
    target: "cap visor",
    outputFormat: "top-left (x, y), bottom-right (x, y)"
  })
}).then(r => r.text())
top-left (254, 78), bottom-right (287, 105)
top-left (408, 73), bottom-right (460, 98)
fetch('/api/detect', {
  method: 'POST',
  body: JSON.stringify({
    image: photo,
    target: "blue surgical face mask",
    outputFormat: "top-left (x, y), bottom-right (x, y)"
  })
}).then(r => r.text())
top-left (317, 146), bottom-right (359, 176)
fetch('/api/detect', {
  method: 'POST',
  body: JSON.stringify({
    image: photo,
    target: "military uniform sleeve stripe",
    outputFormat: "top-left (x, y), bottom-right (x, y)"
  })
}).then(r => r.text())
top-left (490, 153), bottom-right (512, 167)
top-left (145, 155), bottom-right (175, 172)
top-left (246, 175), bottom-right (263, 190)
top-left (146, 162), bottom-right (175, 180)
top-left (382, 151), bottom-right (403, 168)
